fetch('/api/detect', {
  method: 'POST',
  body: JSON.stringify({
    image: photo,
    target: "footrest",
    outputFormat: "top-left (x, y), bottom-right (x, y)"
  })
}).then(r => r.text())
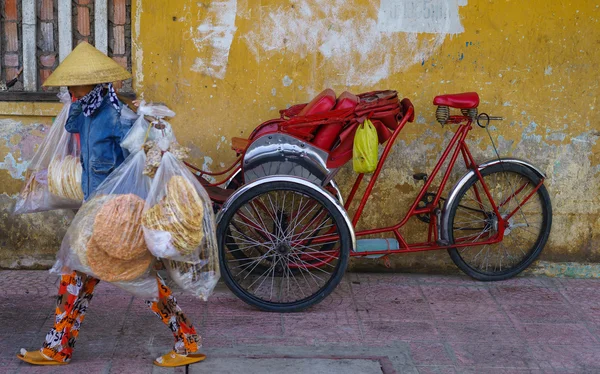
top-left (355, 239), bottom-right (399, 259)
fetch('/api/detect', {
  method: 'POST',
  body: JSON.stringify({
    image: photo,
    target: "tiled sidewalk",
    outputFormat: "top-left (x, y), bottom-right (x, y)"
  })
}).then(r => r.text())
top-left (1, 270), bottom-right (599, 373)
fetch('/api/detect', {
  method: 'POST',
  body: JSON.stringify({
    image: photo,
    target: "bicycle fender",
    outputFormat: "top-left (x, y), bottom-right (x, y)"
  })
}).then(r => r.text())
top-left (440, 158), bottom-right (546, 243)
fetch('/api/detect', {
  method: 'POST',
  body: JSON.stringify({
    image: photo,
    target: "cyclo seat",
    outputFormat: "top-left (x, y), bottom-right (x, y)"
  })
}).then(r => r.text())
top-left (433, 92), bottom-right (479, 109)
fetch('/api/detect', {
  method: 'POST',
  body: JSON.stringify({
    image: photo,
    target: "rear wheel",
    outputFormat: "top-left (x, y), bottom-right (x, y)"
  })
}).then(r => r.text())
top-left (446, 163), bottom-right (552, 281)
top-left (217, 179), bottom-right (351, 312)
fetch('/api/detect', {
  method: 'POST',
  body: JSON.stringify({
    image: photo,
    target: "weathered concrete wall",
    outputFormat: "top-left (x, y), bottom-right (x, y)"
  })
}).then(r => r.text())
top-left (1, 0), bottom-right (599, 271)
top-left (0, 103), bottom-right (74, 269)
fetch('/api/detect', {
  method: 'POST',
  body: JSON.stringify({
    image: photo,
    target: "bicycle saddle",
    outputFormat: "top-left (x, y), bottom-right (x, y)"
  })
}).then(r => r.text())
top-left (433, 92), bottom-right (479, 109)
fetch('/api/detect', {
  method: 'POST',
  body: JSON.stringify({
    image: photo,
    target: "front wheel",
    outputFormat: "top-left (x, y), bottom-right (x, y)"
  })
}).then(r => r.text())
top-left (446, 163), bottom-right (552, 281)
top-left (217, 178), bottom-right (352, 312)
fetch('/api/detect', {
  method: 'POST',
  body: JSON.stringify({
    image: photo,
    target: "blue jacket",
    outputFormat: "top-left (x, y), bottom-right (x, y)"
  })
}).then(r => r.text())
top-left (65, 95), bottom-right (134, 199)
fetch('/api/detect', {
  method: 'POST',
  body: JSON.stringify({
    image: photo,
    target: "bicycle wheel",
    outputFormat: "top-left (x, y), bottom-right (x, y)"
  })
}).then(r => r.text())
top-left (446, 163), bottom-right (552, 281)
top-left (217, 178), bottom-right (352, 312)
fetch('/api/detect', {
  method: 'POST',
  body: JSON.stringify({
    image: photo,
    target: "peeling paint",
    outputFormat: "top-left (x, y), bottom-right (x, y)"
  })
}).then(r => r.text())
top-left (190, 0), bottom-right (238, 79)
top-left (242, 0), bottom-right (465, 86)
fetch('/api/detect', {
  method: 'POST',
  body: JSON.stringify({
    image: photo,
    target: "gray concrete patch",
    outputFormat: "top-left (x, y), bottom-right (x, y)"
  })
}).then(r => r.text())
top-left (188, 357), bottom-right (384, 374)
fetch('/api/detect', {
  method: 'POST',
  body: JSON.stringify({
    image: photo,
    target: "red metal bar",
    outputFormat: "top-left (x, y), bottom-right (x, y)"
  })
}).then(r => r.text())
top-left (505, 179), bottom-right (544, 221)
top-left (390, 123), bottom-right (471, 229)
top-left (499, 181), bottom-right (529, 210)
top-left (344, 173), bottom-right (364, 211)
top-left (350, 107), bottom-right (413, 227)
top-left (184, 157), bottom-right (242, 177)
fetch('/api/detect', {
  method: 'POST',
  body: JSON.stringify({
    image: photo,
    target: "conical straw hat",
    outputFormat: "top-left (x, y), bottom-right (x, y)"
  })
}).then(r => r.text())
top-left (43, 42), bottom-right (131, 87)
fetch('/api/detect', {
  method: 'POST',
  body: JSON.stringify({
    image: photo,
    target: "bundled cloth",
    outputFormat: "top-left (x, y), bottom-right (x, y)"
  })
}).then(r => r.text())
top-left (52, 151), bottom-right (158, 299)
top-left (14, 92), bottom-right (83, 214)
top-left (142, 151), bottom-right (219, 300)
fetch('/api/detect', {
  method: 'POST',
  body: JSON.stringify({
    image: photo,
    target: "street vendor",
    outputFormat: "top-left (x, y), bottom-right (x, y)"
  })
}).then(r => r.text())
top-left (17, 42), bottom-right (205, 368)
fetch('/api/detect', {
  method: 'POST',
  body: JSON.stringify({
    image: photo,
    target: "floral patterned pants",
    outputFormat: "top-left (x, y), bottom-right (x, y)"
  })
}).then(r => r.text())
top-left (42, 271), bottom-right (200, 362)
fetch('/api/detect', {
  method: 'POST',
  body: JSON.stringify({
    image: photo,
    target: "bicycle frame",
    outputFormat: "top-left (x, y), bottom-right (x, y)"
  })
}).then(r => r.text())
top-left (340, 114), bottom-right (545, 257)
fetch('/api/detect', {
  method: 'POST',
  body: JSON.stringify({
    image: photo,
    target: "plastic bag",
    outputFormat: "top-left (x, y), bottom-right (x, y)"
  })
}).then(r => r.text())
top-left (353, 119), bottom-right (378, 174)
top-left (120, 101), bottom-right (176, 154)
top-left (14, 92), bottom-right (84, 214)
top-left (142, 152), bottom-right (217, 261)
top-left (51, 150), bottom-right (158, 299)
top-left (165, 260), bottom-right (219, 301)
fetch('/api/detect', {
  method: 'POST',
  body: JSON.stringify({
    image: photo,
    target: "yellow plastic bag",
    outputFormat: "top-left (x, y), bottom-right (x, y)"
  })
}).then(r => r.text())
top-left (353, 119), bottom-right (378, 173)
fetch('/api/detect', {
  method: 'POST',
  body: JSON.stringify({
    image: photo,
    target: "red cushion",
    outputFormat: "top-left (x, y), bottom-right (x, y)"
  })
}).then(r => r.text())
top-left (298, 89), bottom-right (337, 117)
top-left (312, 123), bottom-right (343, 150)
top-left (334, 91), bottom-right (359, 110)
top-left (433, 92), bottom-right (480, 109)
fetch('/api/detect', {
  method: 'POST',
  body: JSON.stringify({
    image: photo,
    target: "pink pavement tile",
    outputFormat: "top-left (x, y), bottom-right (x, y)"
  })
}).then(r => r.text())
top-left (487, 276), bottom-right (553, 288)
top-left (361, 320), bottom-right (440, 344)
top-left (460, 369), bottom-right (556, 374)
top-left (409, 342), bottom-right (455, 365)
top-left (0, 358), bottom-right (20, 374)
top-left (351, 272), bottom-right (422, 285)
top-left (437, 322), bottom-right (522, 344)
top-left (17, 359), bottom-right (109, 374)
top-left (560, 287), bottom-right (600, 305)
top-left (108, 358), bottom-right (155, 374)
top-left (199, 335), bottom-right (236, 348)
top-left (421, 285), bottom-right (495, 304)
top-left (415, 275), bottom-right (480, 286)
top-left (284, 311), bottom-right (362, 344)
top-left (529, 344), bottom-right (600, 370)
top-left (414, 366), bottom-right (458, 374)
top-left (502, 302), bottom-right (581, 323)
top-left (450, 342), bottom-right (538, 369)
top-left (551, 278), bottom-right (600, 289)
top-left (429, 302), bottom-right (509, 323)
top-left (235, 336), bottom-right (314, 347)
top-left (489, 286), bottom-right (564, 304)
top-left (356, 299), bottom-right (433, 322)
top-left (574, 304), bottom-right (600, 323)
top-left (203, 313), bottom-right (283, 338)
top-left (305, 283), bottom-right (357, 313)
top-left (353, 284), bottom-right (433, 321)
top-left (514, 323), bottom-right (598, 345)
top-left (352, 284), bottom-right (425, 303)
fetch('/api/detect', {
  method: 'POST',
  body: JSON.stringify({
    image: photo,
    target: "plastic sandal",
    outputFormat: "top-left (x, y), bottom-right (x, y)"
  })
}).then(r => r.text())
top-left (153, 351), bottom-right (206, 367)
top-left (17, 349), bottom-right (69, 366)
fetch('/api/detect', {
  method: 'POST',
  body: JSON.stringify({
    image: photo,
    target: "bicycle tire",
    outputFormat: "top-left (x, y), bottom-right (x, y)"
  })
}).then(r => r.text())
top-left (446, 163), bottom-right (552, 281)
top-left (217, 179), bottom-right (351, 312)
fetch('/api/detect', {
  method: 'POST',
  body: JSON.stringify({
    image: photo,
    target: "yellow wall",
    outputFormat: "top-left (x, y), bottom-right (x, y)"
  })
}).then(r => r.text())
top-left (130, 0), bottom-right (599, 270)
top-left (1, 0), bottom-right (598, 270)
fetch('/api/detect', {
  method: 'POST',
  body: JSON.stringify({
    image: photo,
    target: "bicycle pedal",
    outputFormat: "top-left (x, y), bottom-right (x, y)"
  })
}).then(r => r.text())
top-left (413, 173), bottom-right (428, 181)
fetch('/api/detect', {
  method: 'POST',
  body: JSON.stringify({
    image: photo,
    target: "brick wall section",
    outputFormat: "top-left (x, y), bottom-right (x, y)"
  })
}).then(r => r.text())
top-left (74, 0), bottom-right (93, 45)
top-left (3, 0), bottom-right (23, 90)
top-left (0, 0), bottom-right (132, 93)
top-left (109, 0), bottom-right (132, 91)
top-left (38, 0), bottom-right (58, 90)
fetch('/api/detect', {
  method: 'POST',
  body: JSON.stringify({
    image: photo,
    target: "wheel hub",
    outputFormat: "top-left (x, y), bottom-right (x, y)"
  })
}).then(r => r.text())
top-left (276, 242), bottom-right (291, 255)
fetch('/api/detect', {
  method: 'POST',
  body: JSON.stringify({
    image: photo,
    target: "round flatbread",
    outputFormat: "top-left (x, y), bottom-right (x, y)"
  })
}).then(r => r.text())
top-left (90, 194), bottom-right (148, 261)
top-left (87, 236), bottom-right (153, 282)
top-left (70, 195), bottom-right (113, 268)
top-left (142, 175), bottom-right (205, 256)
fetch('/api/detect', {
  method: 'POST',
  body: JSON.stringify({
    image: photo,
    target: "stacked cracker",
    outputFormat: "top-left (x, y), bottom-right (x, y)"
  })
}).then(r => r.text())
top-left (48, 155), bottom-right (84, 200)
top-left (77, 194), bottom-right (153, 282)
top-left (142, 176), bottom-right (204, 256)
